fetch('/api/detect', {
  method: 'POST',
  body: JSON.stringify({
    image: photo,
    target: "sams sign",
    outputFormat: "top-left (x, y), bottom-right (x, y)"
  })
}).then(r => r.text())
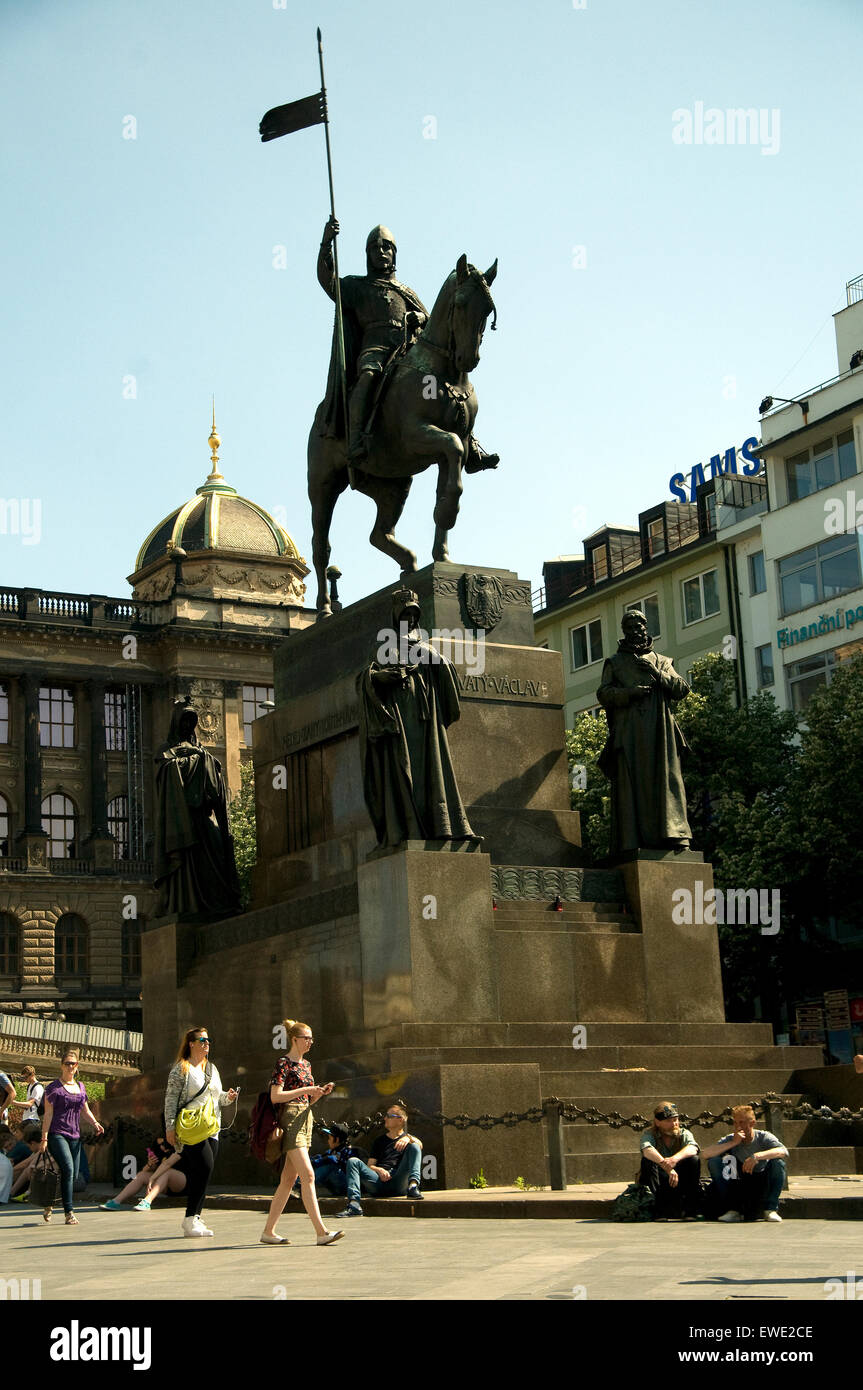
top-left (669, 437), bottom-right (761, 503)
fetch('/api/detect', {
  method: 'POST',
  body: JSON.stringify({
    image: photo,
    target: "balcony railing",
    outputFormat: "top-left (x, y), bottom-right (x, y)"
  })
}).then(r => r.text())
top-left (847, 274), bottom-right (863, 307)
top-left (0, 588), bottom-right (150, 625)
top-left (49, 858), bottom-right (95, 874)
top-left (0, 857), bottom-right (26, 872)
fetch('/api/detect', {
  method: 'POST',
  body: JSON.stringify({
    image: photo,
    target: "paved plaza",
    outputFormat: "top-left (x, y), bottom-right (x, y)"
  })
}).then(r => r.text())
top-left (3, 1200), bottom-right (862, 1302)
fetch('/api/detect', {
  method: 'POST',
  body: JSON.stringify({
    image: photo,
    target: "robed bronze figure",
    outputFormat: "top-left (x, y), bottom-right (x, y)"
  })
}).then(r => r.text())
top-left (357, 589), bottom-right (476, 850)
top-left (597, 610), bottom-right (692, 854)
top-left (153, 699), bottom-right (242, 918)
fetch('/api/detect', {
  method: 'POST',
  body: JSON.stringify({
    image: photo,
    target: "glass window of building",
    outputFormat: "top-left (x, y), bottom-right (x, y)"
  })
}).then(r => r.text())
top-left (242, 685), bottom-right (275, 745)
top-left (779, 534), bottom-right (863, 617)
top-left (0, 912), bottom-right (19, 976)
top-left (785, 428), bottom-right (857, 502)
top-left (788, 651), bottom-right (836, 712)
top-left (590, 545), bottom-right (608, 583)
top-left (39, 687), bottom-right (75, 748)
top-left (0, 793), bottom-right (8, 856)
top-left (570, 619), bottom-right (603, 670)
top-left (624, 595), bottom-right (660, 638)
top-left (0, 683), bottom-right (8, 744)
top-left (108, 794), bottom-right (130, 859)
top-left (42, 794), bottom-right (76, 858)
top-left (749, 551), bottom-right (766, 596)
top-left (122, 919), bottom-right (142, 978)
top-left (646, 518), bottom-right (666, 557)
top-left (105, 689), bottom-right (127, 751)
top-left (755, 644), bottom-right (774, 687)
top-left (55, 913), bottom-right (88, 977)
top-left (682, 568), bottom-right (720, 625)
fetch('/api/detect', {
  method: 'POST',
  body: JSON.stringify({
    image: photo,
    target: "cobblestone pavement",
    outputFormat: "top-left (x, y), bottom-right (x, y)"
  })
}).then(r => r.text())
top-left (3, 1203), bottom-right (862, 1302)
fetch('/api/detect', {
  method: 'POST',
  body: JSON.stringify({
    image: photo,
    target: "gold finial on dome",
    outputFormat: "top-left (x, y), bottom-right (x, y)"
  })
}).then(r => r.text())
top-left (207, 398), bottom-right (225, 483)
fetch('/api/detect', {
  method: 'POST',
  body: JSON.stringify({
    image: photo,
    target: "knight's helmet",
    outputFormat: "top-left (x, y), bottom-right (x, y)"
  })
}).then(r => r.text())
top-left (366, 224), bottom-right (397, 273)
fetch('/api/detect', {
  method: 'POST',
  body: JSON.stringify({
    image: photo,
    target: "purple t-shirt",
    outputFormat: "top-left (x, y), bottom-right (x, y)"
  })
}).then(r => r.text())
top-left (45, 1079), bottom-right (86, 1139)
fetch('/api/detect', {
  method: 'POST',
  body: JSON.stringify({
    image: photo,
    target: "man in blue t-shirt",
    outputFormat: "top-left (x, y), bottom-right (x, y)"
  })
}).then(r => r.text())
top-left (702, 1103), bottom-right (788, 1223)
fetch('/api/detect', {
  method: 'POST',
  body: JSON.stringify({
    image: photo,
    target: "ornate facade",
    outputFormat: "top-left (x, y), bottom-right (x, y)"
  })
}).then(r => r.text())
top-left (0, 422), bottom-right (312, 1030)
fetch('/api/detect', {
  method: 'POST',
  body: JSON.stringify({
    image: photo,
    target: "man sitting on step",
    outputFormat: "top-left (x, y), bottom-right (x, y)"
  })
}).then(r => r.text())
top-left (337, 1103), bottom-right (423, 1215)
top-left (639, 1102), bottom-right (701, 1220)
top-left (701, 1104), bottom-right (788, 1223)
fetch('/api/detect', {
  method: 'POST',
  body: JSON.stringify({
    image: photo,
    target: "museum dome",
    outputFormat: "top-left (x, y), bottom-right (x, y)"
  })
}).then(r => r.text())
top-left (133, 414), bottom-right (302, 573)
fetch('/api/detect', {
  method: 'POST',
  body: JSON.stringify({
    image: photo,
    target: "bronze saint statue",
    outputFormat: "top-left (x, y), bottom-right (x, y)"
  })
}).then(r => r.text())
top-left (596, 610), bottom-right (692, 854)
top-left (153, 698), bottom-right (242, 918)
top-left (357, 588), bottom-right (477, 849)
top-left (317, 216), bottom-right (429, 462)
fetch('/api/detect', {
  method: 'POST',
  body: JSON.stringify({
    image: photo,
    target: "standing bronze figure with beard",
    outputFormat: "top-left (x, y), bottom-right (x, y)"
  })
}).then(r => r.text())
top-left (596, 610), bottom-right (692, 855)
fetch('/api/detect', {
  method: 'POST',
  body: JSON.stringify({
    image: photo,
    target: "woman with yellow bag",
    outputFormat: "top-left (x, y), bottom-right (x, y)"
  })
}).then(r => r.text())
top-left (165, 1026), bottom-right (238, 1237)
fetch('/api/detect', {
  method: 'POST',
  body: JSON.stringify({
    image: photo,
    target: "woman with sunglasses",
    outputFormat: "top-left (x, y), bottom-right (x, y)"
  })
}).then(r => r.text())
top-left (260, 1019), bottom-right (343, 1246)
top-left (165, 1026), bottom-right (238, 1238)
top-left (39, 1049), bottom-right (104, 1225)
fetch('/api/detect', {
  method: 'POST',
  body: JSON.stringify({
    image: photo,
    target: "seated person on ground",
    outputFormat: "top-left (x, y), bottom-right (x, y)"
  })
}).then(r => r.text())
top-left (0, 1123), bottom-right (33, 1167)
top-left (101, 1134), bottom-right (187, 1210)
top-left (701, 1103), bottom-right (788, 1223)
top-left (9, 1128), bottom-right (43, 1199)
top-left (299, 1122), bottom-right (368, 1199)
top-left (638, 1101), bottom-right (701, 1220)
top-left (338, 1103), bottom-right (423, 1215)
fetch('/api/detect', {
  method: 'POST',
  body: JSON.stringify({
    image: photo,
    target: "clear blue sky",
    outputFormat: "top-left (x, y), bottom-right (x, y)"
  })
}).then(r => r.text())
top-left (2, 0), bottom-right (862, 603)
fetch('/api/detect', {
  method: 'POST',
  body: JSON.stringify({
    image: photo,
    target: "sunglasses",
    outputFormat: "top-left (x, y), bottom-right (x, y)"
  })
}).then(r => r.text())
top-left (193, 1037), bottom-right (210, 1044)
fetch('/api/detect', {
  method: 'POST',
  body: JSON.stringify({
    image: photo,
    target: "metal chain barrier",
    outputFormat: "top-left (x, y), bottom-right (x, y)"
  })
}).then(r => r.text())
top-left (89, 1091), bottom-right (863, 1151)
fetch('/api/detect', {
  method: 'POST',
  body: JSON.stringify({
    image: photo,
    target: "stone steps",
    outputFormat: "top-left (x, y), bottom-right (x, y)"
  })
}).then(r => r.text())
top-left (541, 1068), bottom-right (808, 1096)
top-left (565, 1146), bottom-right (863, 1183)
top-left (383, 1044), bottom-right (823, 1071)
top-left (368, 1020), bottom-right (777, 1048)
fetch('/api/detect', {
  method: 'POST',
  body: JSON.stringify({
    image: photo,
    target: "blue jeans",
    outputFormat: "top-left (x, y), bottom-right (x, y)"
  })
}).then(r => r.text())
top-left (346, 1144), bottom-right (422, 1202)
top-left (47, 1135), bottom-right (82, 1214)
top-left (707, 1154), bottom-right (786, 1215)
top-left (315, 1165), bottom-right (348, 1197)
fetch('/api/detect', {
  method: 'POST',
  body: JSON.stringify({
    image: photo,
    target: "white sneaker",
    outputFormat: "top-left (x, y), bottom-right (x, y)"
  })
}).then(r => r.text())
top-left (182, 1216), bottom-right (203, 1238)
top-left (759, 1210), bottom-right (782, 1223)
top-left (718, 1210), bottom-right (744, 1222)
top-left (193, 1216), bottom-right (214, 1237)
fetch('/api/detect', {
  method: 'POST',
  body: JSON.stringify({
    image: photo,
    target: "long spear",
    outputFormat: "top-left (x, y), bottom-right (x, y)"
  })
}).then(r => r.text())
top-left (259, 29), bottom-right (350, 444)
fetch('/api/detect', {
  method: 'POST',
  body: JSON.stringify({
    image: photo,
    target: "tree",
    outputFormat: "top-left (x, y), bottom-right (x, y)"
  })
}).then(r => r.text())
top-left (228, 759), bottom-right (257, 909)
top-left (566, 714), bottom-right (611, 860)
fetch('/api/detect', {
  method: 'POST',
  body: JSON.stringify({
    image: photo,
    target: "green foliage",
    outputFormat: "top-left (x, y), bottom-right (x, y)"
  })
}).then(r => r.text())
top-left (565, 714), bottom-right (611, 860)
top-left (513, 1174), bottom-right (541, 1192)
top-left (469, 1167), bottom-right (488, 1189)
top-left (228, 759), bottom-right (257, 909)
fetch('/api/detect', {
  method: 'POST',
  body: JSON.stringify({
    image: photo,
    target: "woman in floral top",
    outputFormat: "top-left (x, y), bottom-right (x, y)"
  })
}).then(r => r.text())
top-left (260, 1018), bottom-right (344, 1247)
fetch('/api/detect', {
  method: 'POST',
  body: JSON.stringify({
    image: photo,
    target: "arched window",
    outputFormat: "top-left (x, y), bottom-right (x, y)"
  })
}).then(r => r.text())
top-left (0, 911), bottom-right (19, 976)
top-left (41, 794), bottom-right (77, 859)
top-left (122, 918), bottom-right (141, 978)
top-left (55, 913), bottom-right (88, 978)
top-left (0, 792), bottom-right (9, 856)
top-left (108, 794), bottom-right (130, 860)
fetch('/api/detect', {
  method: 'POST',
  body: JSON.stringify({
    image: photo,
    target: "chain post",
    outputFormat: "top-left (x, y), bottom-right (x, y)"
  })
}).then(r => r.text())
top-left (546, 1099), bottom-right (567, 1191)
top-left (763, 1094), bottom-right (790, 1191)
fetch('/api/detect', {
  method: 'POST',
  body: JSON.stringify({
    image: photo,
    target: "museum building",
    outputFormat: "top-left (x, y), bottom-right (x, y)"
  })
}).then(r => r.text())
top-left (0, 422), bottom-right (312, 1031)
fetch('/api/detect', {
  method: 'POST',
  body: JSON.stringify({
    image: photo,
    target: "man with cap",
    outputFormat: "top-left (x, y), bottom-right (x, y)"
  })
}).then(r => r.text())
top-left (290, 1121), bottom-right (368, 1201)
top-left (638, 1101), bottom-right (702, 1220)
top-left (317, 216), bottom-right (429, 462)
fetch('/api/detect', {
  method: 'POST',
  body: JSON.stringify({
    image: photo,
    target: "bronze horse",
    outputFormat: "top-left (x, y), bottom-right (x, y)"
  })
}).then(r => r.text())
top-left (307, 254), bottom-right (498, 618)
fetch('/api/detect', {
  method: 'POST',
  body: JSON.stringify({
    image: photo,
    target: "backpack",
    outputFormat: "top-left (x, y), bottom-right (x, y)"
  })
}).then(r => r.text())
top-left (610, 1182), bottom-right (656, 1222)
top-left (248, 1089), bottom-right (280, 1164)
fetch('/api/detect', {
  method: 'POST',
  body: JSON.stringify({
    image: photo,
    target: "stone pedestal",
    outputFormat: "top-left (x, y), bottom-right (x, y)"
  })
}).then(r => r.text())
top-left (618, 852), bottom-right (725, 1022)
top-left (358, 844), bottom-right (497, 1028)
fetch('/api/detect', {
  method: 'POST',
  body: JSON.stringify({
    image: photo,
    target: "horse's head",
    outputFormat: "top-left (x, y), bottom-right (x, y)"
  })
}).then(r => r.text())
top-left (451, 255), bottom-right (498, 373)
